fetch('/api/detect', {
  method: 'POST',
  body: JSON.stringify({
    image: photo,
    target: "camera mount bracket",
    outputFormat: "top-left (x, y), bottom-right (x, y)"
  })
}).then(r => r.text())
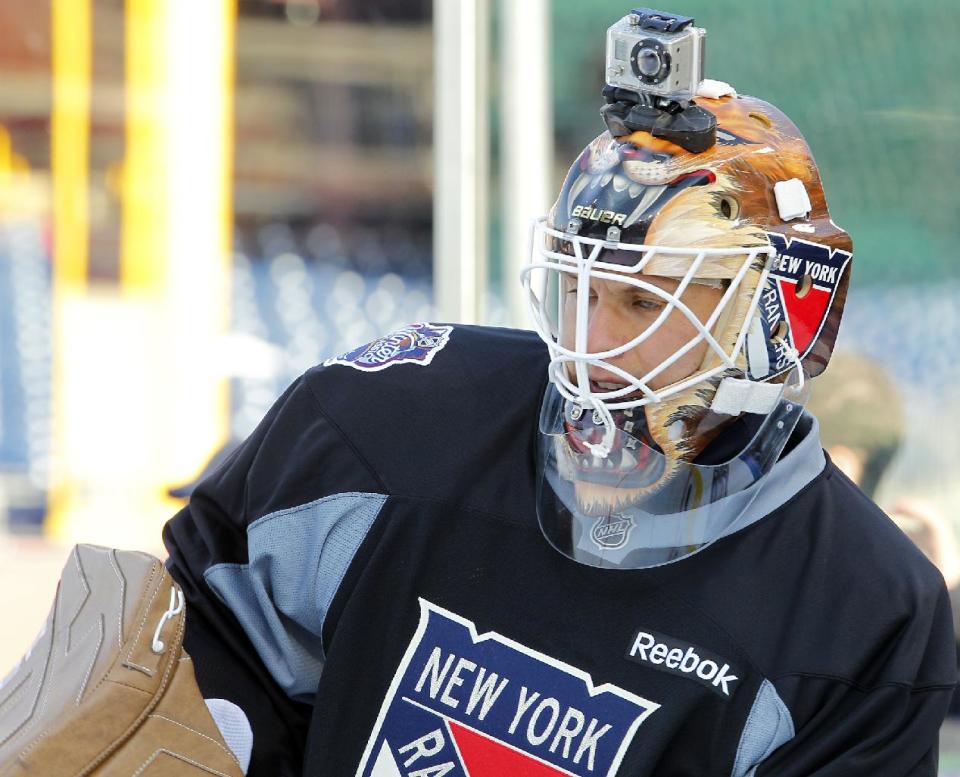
top-left (600, 85), bottom-right (717, 153)
top-left (629, 7), bottom-right (695, 34)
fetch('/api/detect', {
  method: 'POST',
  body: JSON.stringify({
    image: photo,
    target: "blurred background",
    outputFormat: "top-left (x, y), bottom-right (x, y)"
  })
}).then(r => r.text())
top-left (0, 0), bottom-right (958, 762)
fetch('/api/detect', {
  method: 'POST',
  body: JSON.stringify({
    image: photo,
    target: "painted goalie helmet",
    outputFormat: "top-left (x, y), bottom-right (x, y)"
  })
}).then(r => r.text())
top-left (523, 92), bottom-right (853, 569)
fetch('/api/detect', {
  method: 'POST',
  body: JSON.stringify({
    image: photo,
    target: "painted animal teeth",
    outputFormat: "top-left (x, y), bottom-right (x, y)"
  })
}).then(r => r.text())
top-left (612, 174), bottom-right (630, 192)
top-left (568, 174), bottom-right (592, 204)
top-left (625, 185), bottom-right (667, 227)
top-left (628, 182), bottom-right (645, 198)
top-left (600, 172), bottom-right (614, 187)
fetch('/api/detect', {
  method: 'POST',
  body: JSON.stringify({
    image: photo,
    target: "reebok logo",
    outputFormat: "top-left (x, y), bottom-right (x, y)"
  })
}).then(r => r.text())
top-left (626, 629), bottom-right (741, 698)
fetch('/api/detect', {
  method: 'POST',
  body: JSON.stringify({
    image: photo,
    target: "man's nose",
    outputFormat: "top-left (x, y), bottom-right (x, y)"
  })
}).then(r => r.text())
top-left (585, 299), bottom-right (624, 355)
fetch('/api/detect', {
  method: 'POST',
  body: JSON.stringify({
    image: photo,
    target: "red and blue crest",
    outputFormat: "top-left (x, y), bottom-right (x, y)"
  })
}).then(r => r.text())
top-left (754, 233), bottom-right (851, 378)
top-left (325, 323), bottom-right (454, 373)
top-left (356, 599), bottom-right (659, 777)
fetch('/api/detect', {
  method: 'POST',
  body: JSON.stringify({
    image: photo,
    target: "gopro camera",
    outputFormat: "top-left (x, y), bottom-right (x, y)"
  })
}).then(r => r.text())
top-left (600, 7), bottom-right (716, 153)
top-left (606, 8), bottom-right (706, 101)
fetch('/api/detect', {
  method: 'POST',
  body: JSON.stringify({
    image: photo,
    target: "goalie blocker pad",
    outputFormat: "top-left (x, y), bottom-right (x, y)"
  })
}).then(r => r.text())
top-left (0, 545), bottom-right (246, 776)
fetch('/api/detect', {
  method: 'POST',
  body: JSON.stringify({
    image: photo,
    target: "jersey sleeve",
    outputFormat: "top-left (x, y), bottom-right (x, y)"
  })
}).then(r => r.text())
top-left (162, 372), bottom-right (388, 776)
top-left (754, 581), bottom-right (957, 776)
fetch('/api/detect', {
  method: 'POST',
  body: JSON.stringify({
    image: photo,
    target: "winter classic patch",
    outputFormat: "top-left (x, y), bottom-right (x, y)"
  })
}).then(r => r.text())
top-left (356, 599), bottom-right (659, 777)
top-left (324, 323), bottom-right (453, 372)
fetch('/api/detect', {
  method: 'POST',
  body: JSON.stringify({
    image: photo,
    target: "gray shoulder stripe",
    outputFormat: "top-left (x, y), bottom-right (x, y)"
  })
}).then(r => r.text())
top-left (731, 678), bottom-right (795, 777)
top-left (728, 413), bottom-right (825, 538)
top-left (203, 492), bottom-right (388, 702)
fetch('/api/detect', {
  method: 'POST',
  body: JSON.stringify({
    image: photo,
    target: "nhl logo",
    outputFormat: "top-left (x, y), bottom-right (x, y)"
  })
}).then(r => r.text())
top-left (591, 514), bottom-right (634, 550)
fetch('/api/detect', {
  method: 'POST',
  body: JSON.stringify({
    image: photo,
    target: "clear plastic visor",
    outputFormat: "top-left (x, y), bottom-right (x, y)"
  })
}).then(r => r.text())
top-left (535, 368), bottom-right (809, 569)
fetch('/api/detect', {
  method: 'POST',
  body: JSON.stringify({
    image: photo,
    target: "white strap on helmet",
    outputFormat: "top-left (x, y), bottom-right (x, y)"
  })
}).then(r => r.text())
top-left (710, 376), bottom-right (783, 416)
top-left (774, 178), bottom-right (812, 221)
top-left (696, 79), bottom-right (737, 99)
top-left (745, 313), bottom-right (770, 379)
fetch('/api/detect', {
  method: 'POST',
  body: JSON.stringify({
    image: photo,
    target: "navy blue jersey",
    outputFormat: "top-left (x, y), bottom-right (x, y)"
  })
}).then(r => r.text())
top-left (163, 324), bottom-right (956, 776)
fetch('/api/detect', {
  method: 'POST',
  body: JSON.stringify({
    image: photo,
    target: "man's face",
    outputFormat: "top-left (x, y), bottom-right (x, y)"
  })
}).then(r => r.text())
top-left (559, 270), bottom-right (724, 393)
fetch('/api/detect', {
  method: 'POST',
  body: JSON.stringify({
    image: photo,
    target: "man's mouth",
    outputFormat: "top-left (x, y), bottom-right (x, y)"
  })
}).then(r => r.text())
top-left (591, 380), bottom-right (623, 391)
top-left (587, 380), bottom-right (646, 401)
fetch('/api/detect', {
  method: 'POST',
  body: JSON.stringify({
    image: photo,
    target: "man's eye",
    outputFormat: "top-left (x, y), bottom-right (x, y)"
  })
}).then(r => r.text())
top-left (632, 297), bottom-right (664, 311)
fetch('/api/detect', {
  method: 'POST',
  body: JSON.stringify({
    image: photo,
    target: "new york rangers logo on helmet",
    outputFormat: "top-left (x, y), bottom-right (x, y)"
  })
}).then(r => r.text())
top-left (325, 323), bottom-right (454, 372)
top-left (754, 233), bottom-right (851, 378)
top-left (356, 600), bottom-right (659, 777)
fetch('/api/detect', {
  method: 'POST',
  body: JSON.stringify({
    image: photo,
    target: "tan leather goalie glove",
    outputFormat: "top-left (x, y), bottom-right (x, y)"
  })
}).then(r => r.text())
top-left (0, 545), bottom-right (246, 776)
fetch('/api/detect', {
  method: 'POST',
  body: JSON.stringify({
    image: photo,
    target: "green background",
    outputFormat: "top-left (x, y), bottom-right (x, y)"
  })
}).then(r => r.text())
top-left (545, 0), bottom-right (960, 284)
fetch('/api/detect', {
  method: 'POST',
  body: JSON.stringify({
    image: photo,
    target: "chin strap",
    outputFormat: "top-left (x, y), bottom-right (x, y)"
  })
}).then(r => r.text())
top-left (584, 399), bottom-right (617, 459)
top-left (711, 377), bottom-right (781, 416)
top-left (710, 337), bottom-right (804, 416)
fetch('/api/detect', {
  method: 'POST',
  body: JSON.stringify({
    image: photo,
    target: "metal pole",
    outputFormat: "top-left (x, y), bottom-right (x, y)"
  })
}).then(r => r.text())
top-left (432, 0), bottom-right (490, 324)
top-left (500, 0), bottom-right (552, 328)
top-left (47, 0), bottom-right (92, 539)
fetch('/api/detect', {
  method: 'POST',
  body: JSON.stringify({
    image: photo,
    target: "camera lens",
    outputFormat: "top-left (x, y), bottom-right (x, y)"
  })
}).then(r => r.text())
top-left (629, 38), bottom-right (670, 84)
top-left (637, 47), bottom-right (662, 77)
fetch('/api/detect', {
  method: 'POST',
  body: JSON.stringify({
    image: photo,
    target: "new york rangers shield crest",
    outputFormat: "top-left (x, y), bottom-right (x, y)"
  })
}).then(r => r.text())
top-left (753, 233), bottom-right (851, 378)
top-left (356, 599), bottom-right (659, 777)
top-left (325, 323), bottom-right (453, 372)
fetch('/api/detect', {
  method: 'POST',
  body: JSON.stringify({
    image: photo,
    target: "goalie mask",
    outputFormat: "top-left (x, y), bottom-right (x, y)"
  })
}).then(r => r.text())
top-left (523, 93), bottom-right (852, 568)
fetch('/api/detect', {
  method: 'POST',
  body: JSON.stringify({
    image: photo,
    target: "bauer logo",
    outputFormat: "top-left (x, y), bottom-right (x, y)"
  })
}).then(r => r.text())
top-left (626, 629), bottom-right (740, 698)
top-left (356, 599), bottom-right (659, 777)
top-left (324, 323), bottom-right (453, 372)
top-left (570, 204), bottom-right (628, 226)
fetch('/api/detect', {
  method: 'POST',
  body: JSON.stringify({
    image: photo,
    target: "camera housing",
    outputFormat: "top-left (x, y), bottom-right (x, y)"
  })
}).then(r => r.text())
top-left (606, 8), bottom-right (706, 101)
top-left (600, 8), bottom-right (716, 153)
